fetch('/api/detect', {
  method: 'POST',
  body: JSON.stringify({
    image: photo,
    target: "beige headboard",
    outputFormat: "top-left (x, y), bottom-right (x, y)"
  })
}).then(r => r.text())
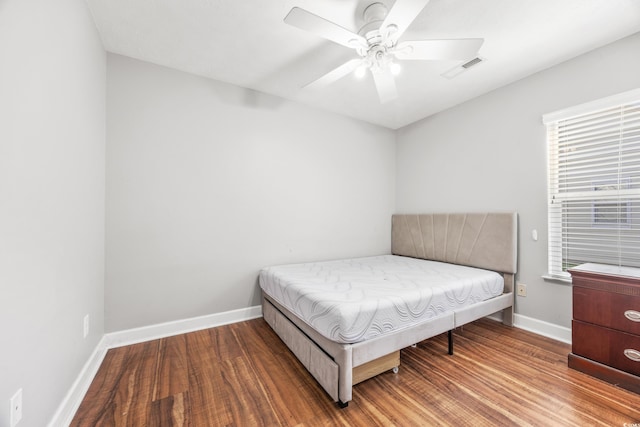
top-left (392, 213), bottom-right (518, 275)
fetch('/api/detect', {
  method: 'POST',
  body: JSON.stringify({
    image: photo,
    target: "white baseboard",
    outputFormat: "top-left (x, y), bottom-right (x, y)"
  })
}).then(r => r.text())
top-left (104, 305), bottom-right (263, 349)
top-left (513, 313), bottom-right (572, 344)
top-left (49, 305), bottom-right (262, 426)
top-left (48, 336), bottom-right (109, 427)
top-left (486, 312), bottom-right (571, 344)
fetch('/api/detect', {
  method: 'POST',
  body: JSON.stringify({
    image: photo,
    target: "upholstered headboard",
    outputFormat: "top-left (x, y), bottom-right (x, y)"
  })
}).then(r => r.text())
top-left (392, 213), bottom-right (518, 275)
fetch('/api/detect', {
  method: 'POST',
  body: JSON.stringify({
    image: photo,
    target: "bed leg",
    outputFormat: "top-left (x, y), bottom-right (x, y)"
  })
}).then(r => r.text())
top-left (502, 274), bottom-right (515, 327)
top-left (338, 400), bottom-right (349, 408)
top-left (448, 330), bottom-right (454, 355)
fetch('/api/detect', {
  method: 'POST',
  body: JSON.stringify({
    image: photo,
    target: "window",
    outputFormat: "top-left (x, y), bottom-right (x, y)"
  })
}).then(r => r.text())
top-left (591, 178), bottom-right (631, 227)
top-left (543, 89), bottom-right (640, 280)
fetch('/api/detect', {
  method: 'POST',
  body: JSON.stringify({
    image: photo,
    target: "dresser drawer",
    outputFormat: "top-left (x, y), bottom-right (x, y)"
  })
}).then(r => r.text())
top-left (572, 320), bottom-right (640, 376)
top-left (573, 286), bottom-right (640, 335)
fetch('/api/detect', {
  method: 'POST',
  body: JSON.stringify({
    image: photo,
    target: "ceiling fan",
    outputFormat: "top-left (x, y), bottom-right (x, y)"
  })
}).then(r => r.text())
top-left (284, 0), bottom-right (484, 103)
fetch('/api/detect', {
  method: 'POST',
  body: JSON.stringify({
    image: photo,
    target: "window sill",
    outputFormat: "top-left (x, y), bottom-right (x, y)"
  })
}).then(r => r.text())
top-left (542, 274), bottom-right (572, 285)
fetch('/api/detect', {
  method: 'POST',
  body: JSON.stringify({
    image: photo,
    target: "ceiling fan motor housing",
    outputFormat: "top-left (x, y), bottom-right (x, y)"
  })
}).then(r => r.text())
top-left (359, 2), bottom-right (387, 33)
top-left (356, 1), bottom-right (397, 70)
top-left (358, 3), bottom-right (394, 45)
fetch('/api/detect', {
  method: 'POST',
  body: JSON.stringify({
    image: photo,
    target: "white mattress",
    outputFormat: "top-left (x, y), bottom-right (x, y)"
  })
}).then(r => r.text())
top-left (259, 255), bottom-right (504, 344)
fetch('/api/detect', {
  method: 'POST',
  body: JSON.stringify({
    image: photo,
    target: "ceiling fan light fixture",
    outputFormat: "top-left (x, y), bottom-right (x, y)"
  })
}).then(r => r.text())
top-left (355, 64), bottom-right (368, 79)
top-left (384, 24), bottom-right (398, 39)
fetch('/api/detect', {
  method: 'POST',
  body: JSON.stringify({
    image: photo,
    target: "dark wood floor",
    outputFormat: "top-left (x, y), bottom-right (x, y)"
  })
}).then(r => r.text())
top-left (71, 317), bottom-right (640, 426)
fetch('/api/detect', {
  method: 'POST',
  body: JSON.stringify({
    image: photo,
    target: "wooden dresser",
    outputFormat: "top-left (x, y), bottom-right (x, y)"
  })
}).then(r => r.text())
top-left (568, 263), bottom-right (640, 393)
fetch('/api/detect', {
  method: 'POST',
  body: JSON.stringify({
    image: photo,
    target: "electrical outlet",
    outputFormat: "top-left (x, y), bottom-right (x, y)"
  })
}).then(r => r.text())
top-left (10, 388), bottom-right (22, 427)
top-left (83, 314), bottom-right (90, 339)
top-left (517, 283), bottom-right (527, 297)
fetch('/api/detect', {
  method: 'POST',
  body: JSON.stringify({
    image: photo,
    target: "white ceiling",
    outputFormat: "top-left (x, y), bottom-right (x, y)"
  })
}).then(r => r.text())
top-left (86, 0), bottom-right (640, 129)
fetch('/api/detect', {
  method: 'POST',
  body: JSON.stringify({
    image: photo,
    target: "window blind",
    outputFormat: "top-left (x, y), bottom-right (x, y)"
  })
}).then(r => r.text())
top-left (544, 89), bottom-right (640, 280)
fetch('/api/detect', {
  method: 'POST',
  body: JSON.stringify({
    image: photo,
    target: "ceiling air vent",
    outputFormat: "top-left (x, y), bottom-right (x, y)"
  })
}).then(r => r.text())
top-left (442, 56), bottom-right (486, 79)
top-left (462, 57), bottom-right (483, 69)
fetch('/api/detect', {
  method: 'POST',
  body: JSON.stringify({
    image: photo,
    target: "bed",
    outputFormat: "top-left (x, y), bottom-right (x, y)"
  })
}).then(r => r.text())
top-left (259, 213), bottom-right (517, 407)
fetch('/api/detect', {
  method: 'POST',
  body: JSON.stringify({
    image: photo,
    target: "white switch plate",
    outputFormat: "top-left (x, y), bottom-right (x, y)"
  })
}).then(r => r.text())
top-left (10, 388), bottom-right (22, 427)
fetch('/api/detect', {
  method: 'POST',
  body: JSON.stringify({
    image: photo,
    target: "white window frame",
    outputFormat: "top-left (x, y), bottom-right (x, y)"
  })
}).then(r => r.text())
top-left (543, 88), bottom-right (640, 281)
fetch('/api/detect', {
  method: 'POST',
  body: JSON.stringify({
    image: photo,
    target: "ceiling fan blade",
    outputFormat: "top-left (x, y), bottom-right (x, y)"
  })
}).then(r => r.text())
top-left (372, 70), bottom-right (398, 104)
top-left (284, 7), bottom-right (366, 49)
top-left (304, 58), bottom-right (363, 90)
top-left (381, 0), bottom-right (431, 43)
top-left (394, 39), bottom-right (484, 60)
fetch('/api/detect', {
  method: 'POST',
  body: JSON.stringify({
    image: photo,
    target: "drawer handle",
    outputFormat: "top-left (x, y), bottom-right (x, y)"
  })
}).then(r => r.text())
top-left (625, 310), bottom-right (640, 322)
top-left (624, 349), bottom-right (640, 362)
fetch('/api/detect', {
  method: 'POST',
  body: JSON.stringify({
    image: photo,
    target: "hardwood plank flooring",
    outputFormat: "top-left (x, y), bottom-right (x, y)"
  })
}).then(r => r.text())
top-left (71, 318), bottom-right (640, 426)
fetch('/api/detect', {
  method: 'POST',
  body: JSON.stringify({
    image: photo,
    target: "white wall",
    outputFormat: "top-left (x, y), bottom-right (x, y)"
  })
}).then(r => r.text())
top-left (105, 55), bottom-right (396, 332)
top-left (396, 32), bottom-right (640, 328)
top-left (0, 0), bottom-right (105, 426)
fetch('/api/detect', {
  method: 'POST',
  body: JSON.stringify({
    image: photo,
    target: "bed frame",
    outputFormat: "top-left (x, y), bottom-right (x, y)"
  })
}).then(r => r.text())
top-left (261, 212), bottom-right (518, 407)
